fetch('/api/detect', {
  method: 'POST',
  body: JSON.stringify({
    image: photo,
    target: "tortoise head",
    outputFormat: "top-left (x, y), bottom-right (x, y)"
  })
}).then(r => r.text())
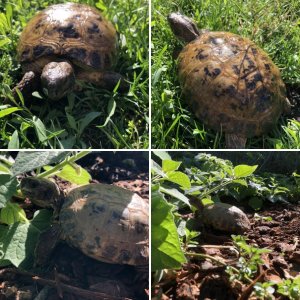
top-left (41, 61), bottom-right (75, 100)
top-left (20, 177), bottom-right (60, 208)
top-left (168, 12), bottom-right (200, 43)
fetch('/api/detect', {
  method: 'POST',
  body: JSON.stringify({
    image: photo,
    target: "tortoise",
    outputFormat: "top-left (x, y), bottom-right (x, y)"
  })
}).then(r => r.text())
top-left (20, 177), bottom-right (149, 267)
top-left (14, 3), bottom-right (127, 101)
top-left (189, 196), bottom-right (251, 234)
top-left (168, 12), bottom-right (291, 148)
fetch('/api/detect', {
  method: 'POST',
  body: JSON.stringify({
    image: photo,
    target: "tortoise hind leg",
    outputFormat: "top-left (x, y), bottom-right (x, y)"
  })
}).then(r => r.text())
top-left (225, 133), bottom-right (247, 149)
top-left (77, 71), bottom-right (129, 92)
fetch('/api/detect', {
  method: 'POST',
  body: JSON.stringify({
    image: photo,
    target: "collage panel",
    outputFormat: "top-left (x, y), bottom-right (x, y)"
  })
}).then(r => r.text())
top-left (151, 150), bottom-right (300, 299)
top-left (151, 0), bottom-right (300, 149)
top-left (0, 150), bottom-right (149, 299)
top-left (0, 0), bottom-right (149, 149)
top-left (2, 0), bottom-right (300, 299)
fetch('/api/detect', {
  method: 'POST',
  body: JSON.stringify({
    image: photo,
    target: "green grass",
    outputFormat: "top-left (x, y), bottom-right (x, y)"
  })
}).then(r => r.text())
top-left (0, 0), bottom-right (148, 149)
top-left (151, 0), bottom-right (300, 149)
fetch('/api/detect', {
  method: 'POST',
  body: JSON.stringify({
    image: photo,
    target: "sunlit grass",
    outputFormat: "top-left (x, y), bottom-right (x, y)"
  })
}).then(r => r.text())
top-left (0, 0), bottom-right (149, 149)
top-left (151, 0), bottom-right (300, 149)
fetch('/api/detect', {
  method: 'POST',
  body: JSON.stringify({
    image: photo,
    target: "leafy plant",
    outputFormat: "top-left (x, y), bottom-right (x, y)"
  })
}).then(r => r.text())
top-left (252, 273), bottom-right (300, 299)
top-left (151, 151), bottom-right (258, 271)
top-left (0, 151), bottom-right (91, 269)
top-left (226, 235), bottom-right (271, 282)
top-left (152, 151), bottom-right (300, 299)
top-left (181, 153), bottom-right (300, 209)
top-left (276, 277), bottom-right (300, 300)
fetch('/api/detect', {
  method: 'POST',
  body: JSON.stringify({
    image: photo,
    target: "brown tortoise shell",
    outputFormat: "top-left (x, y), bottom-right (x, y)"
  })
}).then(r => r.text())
top-left (200, 203), bottom-right (250, 234)
top-left (178, 31), bottom-right (289, 137)
top-left (18, 3), bottom-right (117, 72)
top-left (59, 184), bottom-right (149, 266)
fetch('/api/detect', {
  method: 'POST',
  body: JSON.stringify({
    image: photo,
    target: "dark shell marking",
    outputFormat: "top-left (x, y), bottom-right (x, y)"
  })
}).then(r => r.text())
top-left (60, 184), bottom-right (149, 266)
top-left (178, 31), bottom-right (288, 138)
top-left (17, 3), bottom-right (117, 71)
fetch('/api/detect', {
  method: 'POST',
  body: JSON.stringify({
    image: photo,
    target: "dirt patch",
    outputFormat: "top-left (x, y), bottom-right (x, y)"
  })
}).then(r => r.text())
top-left (153, 203), bottom-right (300, 300)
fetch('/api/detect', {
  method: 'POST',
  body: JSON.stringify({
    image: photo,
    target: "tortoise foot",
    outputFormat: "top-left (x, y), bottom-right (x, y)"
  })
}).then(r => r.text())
top-left (225, 133), bottom-right (247, 149)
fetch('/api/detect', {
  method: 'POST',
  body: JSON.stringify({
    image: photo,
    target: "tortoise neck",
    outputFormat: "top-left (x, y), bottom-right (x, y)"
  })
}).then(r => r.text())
top-left (188, 195), bottom-right (205, 211)
top-left (168, 13), bottom-right (201, 43)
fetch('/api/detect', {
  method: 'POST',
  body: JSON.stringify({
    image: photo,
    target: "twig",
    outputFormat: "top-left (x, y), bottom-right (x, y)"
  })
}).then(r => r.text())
top-left (37, 151), bottom-right (91, 178)
top-left (0, 268), bottom-right (132, 300)
top-left (186, 252), bottom-right (253, 284)
top-left (197, 245), bottom-right (235, 249)
top-left (238, 265), bottom-right (267, 300)
top-left (32, 276), bottom-right (132, 300)
top-left (196, 244), bottom-right (240, 255)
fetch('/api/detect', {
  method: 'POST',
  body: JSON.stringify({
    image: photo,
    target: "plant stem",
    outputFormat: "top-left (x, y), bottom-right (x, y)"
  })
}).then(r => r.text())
top-left (37, 151), bottom-right (91, 178)
top-left (186, 251), bottom-right (253, 284)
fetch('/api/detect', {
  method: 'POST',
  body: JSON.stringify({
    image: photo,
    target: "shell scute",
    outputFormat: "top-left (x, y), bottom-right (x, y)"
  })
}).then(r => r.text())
top-left (18, 3), bottom-right (117, 70)
top-left (201, 203), bottom-right (250, 234)
top-left (179, 31), bottom-right (287, 137)
top-left (60, 184), bottom-right (149, 266)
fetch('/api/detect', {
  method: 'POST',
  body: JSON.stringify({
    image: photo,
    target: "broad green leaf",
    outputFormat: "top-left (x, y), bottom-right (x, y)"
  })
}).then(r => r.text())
top-left (0, 163), bottom-right (11, 174)
top-left (159, 186), bottom-right (190, 207)
top-left (152, 151), bottom-right (171, 161)
top-left (0, 222), bottom-right (40, 268)
top-left (44, 163), bottom-right (91, 185)
top-left (32, 117), bottom-right (47, 143)
top-left (0, 225), bottom-right (11, 267)
top-left (232, 179), bottom-right (248, 186)
top-left (0, 203), bottom-right (27, 225)
top-left (8, 130), bottom-right (19, 149)
top-left (162, 160), bottom-right (181, 173)
top-left (151, 189), bottom-right (186, 271)
top-left (166, 171), bottom-right (191, 189)
top-left (66, 112), bottom-right (77, 130)
top-left (12, 151), bottom-right (70, 175)
top-left (78, 112), bottom-right (101, 136)
top-left (0, 210), bottom-right (52, 269)
top-left (0, 175), bottom-right (17, 208)
top-left (234, 165), bottom-right (258, 178)
top-left (151, 160), bottom-right (165, 177)
top-left (201, 198), bottom-right (214, 205)
top-left (0, 107), bottom-right (21, 118)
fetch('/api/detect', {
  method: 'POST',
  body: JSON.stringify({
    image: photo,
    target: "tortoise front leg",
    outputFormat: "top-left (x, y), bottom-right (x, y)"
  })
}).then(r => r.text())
top-left (12, 71), bottom-right (39, 101)
top-left (77, 71), bottom-right (129, 92)
top-left (225, 133), bottom-right (247, 149)
top-left (35, 224), bottom-right (61, 266)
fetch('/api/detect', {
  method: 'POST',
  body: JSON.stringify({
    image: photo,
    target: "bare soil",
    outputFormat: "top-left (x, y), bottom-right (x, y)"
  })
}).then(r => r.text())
top-left (153, 202), bottom-right (300, 300)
